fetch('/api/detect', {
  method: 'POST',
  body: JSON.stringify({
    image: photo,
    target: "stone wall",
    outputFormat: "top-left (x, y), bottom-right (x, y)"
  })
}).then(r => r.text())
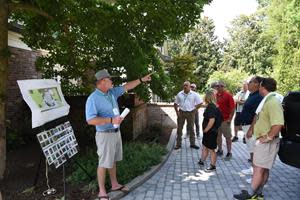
top-left (147, 103), bottom-right (177, 130)
top-left (121, 103), bottom-right (148, 140)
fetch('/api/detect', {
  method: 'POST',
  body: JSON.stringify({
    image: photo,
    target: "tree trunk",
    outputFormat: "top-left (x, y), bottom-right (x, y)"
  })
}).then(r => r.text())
top-left (0, 0), bottom-right (8, 180)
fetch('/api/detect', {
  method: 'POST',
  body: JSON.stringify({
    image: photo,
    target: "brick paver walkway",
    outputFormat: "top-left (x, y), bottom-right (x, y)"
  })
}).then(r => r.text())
top-left (122, 109), bottom-right (300, 200)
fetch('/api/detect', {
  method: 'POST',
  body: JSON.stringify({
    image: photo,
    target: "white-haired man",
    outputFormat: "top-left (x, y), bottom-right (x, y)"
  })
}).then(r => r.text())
top-left (86, 69), bottom-right (152, 200)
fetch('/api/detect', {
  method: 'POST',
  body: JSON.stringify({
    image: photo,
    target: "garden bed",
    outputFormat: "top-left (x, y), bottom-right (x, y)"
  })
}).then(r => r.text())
top-left (0, 127), bottom-right (172, 200)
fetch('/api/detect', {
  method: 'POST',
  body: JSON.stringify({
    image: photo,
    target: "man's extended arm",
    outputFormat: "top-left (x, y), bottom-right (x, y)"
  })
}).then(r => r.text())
top-left (124, 73), bottom-right (152, 91)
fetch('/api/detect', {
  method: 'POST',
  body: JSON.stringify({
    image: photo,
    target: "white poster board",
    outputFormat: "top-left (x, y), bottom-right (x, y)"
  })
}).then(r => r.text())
top-left (17, 79), bottom-right (70, 128)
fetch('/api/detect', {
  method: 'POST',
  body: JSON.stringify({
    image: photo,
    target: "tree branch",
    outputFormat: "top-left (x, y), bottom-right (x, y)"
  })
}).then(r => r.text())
top-left (8, 2), bottom-right (53, 20)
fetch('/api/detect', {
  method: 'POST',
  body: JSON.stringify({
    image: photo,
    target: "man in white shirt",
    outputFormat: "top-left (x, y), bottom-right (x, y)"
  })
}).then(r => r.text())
top-left (174, 81), bottom-right (203, 149)
top-left (232, 81), bottom-right (249, 142)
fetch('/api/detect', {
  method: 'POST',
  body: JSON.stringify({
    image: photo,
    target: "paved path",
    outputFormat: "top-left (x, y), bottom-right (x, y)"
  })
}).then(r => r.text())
top-left (122, 109), bottom-right (300, 200)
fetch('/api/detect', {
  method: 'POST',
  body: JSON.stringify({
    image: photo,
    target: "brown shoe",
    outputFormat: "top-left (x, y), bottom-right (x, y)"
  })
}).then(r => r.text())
top-left (174, 146), bottom-right (181, 150)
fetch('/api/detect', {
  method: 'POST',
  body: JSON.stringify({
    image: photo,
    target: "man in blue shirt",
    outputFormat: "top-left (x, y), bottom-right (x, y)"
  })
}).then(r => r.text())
top-left (239, 76), bottom-right (263, 178)
top-left (86, 69), bottom-right (152, 200)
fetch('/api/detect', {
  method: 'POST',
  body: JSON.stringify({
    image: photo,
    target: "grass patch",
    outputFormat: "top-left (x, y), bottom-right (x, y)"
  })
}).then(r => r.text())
top-left (68, 142), bottom-right (167, 190)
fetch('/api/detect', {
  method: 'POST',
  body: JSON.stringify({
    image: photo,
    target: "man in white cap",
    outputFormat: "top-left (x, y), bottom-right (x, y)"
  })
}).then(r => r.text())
top-left (85, 69), bottom-right (152, 200)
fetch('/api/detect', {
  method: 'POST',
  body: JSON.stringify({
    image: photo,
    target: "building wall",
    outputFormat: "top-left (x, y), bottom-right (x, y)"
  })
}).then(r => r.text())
top-left (6, 46), bottom-right (42, 126)
top-left (8, 31), bottom-right (31, 51)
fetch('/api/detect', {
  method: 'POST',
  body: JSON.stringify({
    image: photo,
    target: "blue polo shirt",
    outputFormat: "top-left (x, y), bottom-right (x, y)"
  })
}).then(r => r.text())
top-left (85, 86), bottom-right (125, 132)
top-left (239, 91), bottom-right (263, 125)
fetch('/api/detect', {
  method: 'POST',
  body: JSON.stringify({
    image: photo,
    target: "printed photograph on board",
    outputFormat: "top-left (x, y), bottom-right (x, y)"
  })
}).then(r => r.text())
top-left (29, 87), bottom-right (63, 111)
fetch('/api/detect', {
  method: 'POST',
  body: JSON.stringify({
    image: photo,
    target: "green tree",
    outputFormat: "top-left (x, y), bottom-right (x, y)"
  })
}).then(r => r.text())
top-left (266, 0), bottom-right (300, 94)
top-left (166, 54), bottom-right (197, 96)
top-left (221, 12), bottom-right (276, 75)
top-left (180, 17), bottom-right (222, 91)
top-left (0, 0), bottom-right (211, 179)
top-left (207, 68), bottom-right (249, 94)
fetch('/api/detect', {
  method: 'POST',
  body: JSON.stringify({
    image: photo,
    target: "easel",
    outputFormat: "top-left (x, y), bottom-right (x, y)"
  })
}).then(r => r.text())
top-left (32, 117), bottom-right (94, 199)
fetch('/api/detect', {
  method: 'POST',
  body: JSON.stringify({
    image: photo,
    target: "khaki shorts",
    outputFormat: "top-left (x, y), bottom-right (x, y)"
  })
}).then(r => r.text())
top-left (242, 125), bottom-right (255, 153)
top-left (253, 137), bottom-right (280, 169)
top-left (95, 131), bottom-right (123, 168)
top-left (218, 121), bottom-right (232, 138)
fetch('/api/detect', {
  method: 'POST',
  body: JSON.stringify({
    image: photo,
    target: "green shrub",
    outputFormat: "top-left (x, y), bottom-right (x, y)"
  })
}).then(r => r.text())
top-left (207, 69), bottom-right (249, 93)
top-left (68, 142), bottom-right (167, 190)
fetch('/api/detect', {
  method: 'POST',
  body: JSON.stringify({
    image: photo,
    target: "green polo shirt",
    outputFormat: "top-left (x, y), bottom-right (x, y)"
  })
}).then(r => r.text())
top-left (254, 95), bottom-right (284, 139)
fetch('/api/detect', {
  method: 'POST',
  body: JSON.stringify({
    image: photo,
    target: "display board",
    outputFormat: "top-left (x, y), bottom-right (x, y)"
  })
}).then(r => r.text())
top-left (17, 79), bottom-right (70, 128)
top-left (37, 121), bottom-right (78, 168)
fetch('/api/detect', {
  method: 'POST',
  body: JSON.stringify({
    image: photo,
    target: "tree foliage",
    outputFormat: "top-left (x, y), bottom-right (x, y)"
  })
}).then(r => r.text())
top-left (207, 68), bottom-right (249, 94)
top-left (11, 0), bottom-right (211, 99)
top-left (166, 54), bottom-right (197, 96)
top-left (266, 0), bottom-right (300, 94)
top-left (168, 17), bottom-right (222, 92)
top-left (221, 12), bottom-right (276, 75)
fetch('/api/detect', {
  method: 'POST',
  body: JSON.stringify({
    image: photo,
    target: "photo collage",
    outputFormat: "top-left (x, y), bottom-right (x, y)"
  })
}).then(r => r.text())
top-left (37, 121), bottom-right (78, 168)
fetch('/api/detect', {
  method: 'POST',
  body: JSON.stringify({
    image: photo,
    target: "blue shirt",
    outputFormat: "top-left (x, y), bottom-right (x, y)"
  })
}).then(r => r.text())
top-left (85, 86), bottom-right (125, 132)
top-left (239, 91), bottom-right (263, 125)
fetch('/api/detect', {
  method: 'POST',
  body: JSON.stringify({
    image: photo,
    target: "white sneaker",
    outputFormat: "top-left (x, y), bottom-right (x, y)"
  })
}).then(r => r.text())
top-left (246, 178), bottom-right (252, 184)
top-left (241, 167), bottom-right (253, 175)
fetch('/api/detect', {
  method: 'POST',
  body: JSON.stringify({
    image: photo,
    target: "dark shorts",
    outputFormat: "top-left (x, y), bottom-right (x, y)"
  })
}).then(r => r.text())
top-left (202, 129), bottom-right (218, 150)
top-left (234, 112), bottom-right (242, 126)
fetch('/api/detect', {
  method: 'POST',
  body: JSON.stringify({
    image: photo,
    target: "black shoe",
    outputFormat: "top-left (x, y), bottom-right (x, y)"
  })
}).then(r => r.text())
top-left (257, 193), bottom-right (264, 200)
top-left (232, 136), bottom-right (238, 142)
top-left (216, 150), bottom-right (223, 156)
top-left (234, 190), bottom-right (251, 200)
top-left (190, 145), bottom-right (199, 149)
top-left (205, 165), bottom-right (216, 172)
top-left (196, 133), bottom-right (200, 137)
top-left (224, 152), bottom-right (232, 161)
top-left (248, 158), bottom-right (252, 163)
top-left (233, 190), bottom-right (259, 200)
top-left (198, 160), bottom-right (204, 166)
top-left (174, 146), bottom-right (181, 150)
top-left (243, 137), bottom-right (246, 144)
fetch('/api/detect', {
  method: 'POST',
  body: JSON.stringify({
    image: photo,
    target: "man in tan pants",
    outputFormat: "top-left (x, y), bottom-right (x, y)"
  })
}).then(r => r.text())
top-left (214, 81), bottom-right (235, 160)
top-left (174, 81), bottom-right (203, 149)
top-left (234, 78), bottom-right (284, 200)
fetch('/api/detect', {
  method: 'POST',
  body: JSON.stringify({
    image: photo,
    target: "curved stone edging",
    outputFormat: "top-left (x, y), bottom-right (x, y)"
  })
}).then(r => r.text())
top-left (106, 129), bottom-right (177, 200)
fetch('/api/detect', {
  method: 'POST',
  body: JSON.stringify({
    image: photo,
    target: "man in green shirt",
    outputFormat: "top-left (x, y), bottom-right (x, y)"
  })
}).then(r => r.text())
top-left (234, 78), bottom-right (284, 200)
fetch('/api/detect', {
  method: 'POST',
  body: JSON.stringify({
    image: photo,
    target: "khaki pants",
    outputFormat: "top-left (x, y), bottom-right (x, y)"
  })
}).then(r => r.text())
top-left (176, 110), bottom-right (196, 147)
top-left (253, 137), bottom-right (279, 169)
top-left (242, 125), bottom-right (255, 153)
top-left (217, 121), bottom-right (232, 150)
top-left (95, 131), bottom-right (123, 168)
